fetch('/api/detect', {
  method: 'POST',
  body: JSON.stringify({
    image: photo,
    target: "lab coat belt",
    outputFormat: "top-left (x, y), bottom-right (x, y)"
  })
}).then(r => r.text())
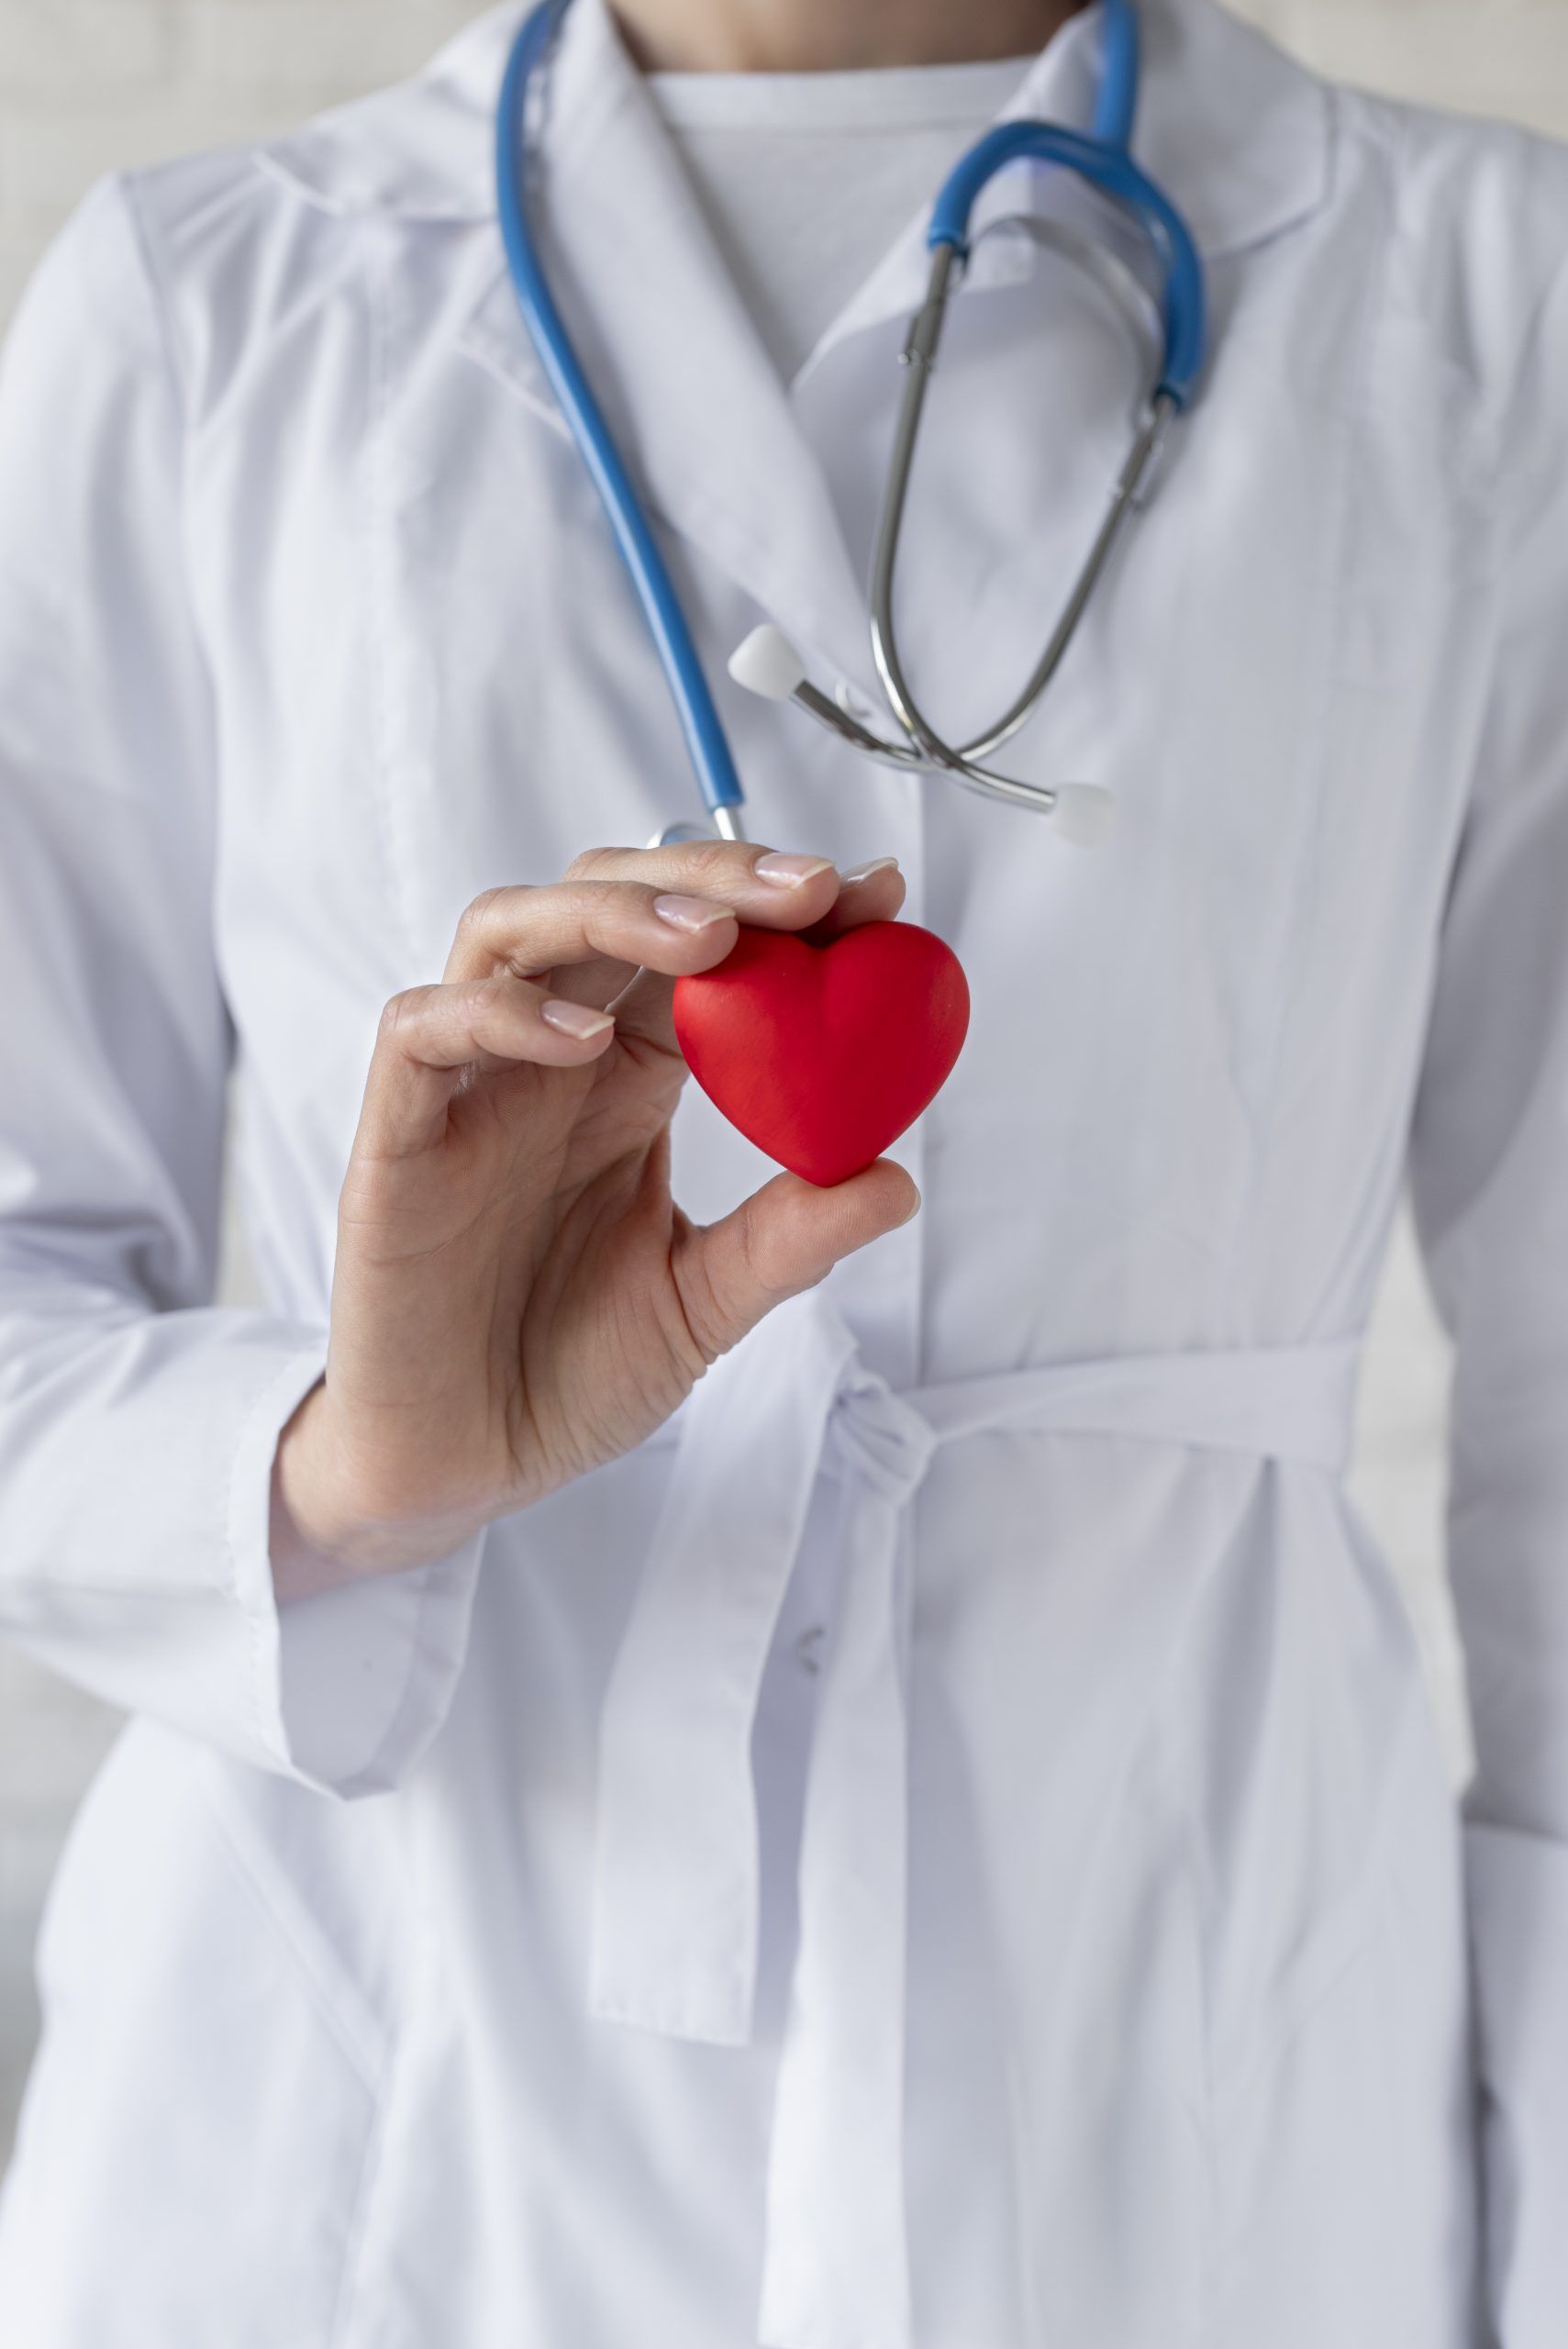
top-left (586, 1294), bottom-right (1361, 2349)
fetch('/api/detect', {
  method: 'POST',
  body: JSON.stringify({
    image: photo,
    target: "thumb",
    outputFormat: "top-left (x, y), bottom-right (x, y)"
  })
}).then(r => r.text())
top-left (671, 1161), bottom-right (920, 1362)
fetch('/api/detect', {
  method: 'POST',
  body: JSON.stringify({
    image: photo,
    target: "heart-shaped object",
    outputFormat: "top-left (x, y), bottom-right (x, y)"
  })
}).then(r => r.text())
top-left (673, 919), bottom-right (970, 1186)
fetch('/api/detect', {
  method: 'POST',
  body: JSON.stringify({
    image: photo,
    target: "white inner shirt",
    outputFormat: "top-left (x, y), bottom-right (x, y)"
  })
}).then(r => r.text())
top-left (646, 54), bottom-right (1036, 383)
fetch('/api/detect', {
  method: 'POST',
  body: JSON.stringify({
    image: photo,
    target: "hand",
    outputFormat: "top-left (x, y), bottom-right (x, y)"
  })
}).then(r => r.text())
top-left (272, 841), bottom-right (917, 1598)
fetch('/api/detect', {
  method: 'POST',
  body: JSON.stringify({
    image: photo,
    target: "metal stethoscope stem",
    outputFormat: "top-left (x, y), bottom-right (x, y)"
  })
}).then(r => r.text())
top-left (873, 255), bottom-right (1176, 781)
top-left (729, 218), bottom-right (1178, 842)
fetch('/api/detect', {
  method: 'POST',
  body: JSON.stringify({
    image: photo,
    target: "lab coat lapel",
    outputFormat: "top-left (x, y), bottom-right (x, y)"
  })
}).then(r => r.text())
top-left (453, 0), bottom-right (878, 703)
top-left (259, 0), bottom-right (1333, 712)
top-left (443, 0), bottom-right (1330, 708)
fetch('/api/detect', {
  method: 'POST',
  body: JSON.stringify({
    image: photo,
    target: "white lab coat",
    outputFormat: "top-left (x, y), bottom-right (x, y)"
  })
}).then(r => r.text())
top-left (1, 0), bottom-right (1565, 2341)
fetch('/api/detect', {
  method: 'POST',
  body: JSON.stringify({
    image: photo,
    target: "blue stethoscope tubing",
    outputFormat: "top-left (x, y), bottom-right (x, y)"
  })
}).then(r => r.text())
top-left (496, 0), bottom-right (746, 826)
top-left (495, 0), bottom-right (1207, 833)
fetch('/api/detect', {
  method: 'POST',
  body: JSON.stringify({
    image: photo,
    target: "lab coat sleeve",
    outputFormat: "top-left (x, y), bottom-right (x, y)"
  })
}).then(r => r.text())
top-left (1405, 254), bottom-right (1568, 2349)
top-left (0, 176), bottom-right (484, 1801)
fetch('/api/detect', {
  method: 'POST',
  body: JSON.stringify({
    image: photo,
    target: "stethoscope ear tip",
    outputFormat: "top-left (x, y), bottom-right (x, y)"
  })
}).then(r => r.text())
top-left (728, 625), bottom-right (808, 703)
top-left (725, 618), bottom-right (1118, 848)
top-left (1050, 785), bottom-right (1118, 847)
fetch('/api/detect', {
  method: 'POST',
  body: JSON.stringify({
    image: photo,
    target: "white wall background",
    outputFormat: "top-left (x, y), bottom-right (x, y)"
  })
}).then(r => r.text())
top-left (0, 0), bottom-right (1563, 2165)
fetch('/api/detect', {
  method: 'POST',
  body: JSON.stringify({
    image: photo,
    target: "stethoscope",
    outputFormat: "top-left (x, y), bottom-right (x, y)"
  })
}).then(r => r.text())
top-left (496, 0), bottom-right (1207, 848)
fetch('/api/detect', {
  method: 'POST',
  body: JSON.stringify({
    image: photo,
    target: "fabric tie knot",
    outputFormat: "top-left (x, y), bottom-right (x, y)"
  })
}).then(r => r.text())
top-left (828, 1368), bottom-right (938, 1509)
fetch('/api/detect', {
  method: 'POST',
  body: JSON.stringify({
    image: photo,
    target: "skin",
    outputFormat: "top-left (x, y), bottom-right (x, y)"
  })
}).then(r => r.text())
top-left (613, 0), bottom-right (1086, 72)
top-left (274, 0), bottom-right (1088, 1599)
top-left (274, 848), bottom-right (915, 1597)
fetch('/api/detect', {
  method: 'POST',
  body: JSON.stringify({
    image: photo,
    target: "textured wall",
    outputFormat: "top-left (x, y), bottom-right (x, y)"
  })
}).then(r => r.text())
top-left (0, 2), bottom-right (479, 317)
top-left (1, 0), bottom-right (1563, 2163)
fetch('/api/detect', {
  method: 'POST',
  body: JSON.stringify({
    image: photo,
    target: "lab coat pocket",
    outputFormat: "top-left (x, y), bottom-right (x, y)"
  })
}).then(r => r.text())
top-left (1188, 1486), bottom-right (1478, 2348)
top-left (3, 1725), bottom-right (385, 2349)
top-left (1204, 1809), bottom-right (1477, 2349)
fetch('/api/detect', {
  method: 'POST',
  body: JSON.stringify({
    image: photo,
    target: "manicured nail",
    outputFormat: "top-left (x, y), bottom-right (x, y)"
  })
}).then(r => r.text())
top-left (653, 893), bottom-right (736, 933)
top-left (754, 852), bottom-right (837, 887)
top-left (841, 857), bottom-right (900, 886)
top-left (540, 999), bottom-right (614, 1041)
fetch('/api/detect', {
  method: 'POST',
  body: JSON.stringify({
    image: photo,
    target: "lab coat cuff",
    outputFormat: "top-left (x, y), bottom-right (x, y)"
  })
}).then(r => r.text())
top-left (229, 1342), bottom-right (485, 1798)
top-left (1465, 1819), bottom-right (1568, 2349)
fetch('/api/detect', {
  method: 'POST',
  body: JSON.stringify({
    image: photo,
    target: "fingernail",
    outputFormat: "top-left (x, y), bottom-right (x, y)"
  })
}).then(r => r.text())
top-left (540, 999), bottom-right (614, 1041)
top-left (653, 893), bottom-right (736, 933)
top-left (841, 857), bottom-right (900, 886)
top-left (753, 852), bottom-right (837, 887)
top-left (898, 1187), bottom-right (923, 1226)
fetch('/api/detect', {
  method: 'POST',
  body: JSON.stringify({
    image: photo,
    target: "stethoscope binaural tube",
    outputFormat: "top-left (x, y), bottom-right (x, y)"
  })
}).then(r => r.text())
top-left (854, 106), bottom-right (1207, 825)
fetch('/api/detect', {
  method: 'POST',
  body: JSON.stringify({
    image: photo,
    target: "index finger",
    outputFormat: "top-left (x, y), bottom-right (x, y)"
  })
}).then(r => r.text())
top-left (567, 840), bottom-right (843, 930)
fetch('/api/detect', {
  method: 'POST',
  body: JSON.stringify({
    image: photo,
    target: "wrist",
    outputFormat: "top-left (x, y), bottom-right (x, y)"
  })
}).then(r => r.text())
top-left (271, 1384), bottom-right (484, 1599)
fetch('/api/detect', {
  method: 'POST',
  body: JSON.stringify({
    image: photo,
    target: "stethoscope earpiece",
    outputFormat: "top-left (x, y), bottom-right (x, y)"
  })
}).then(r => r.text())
top-left (727, 626), bottom-right (809, 705)
top-left (726, 629), bottom-right (1118, 850)
top-left (1046, 785), bottom-right (1118, 849)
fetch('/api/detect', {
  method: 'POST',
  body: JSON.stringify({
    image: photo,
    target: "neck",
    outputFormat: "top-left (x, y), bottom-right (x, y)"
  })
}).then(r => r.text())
top-left (611, 0), bottom-right (1090, 74)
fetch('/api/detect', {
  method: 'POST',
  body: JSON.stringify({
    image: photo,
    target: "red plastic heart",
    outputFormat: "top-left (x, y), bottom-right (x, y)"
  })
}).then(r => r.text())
top-left (672, 919), bottom-right (971, 1187)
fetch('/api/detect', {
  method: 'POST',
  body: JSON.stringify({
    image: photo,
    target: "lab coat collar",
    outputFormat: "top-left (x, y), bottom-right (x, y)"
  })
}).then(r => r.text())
top-left (438, 0), bottom-right (1159, 711)
top-left (257, 0), bottom-right (1332, 707)
top-left (258, 0), bottom-right (1333, 262)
